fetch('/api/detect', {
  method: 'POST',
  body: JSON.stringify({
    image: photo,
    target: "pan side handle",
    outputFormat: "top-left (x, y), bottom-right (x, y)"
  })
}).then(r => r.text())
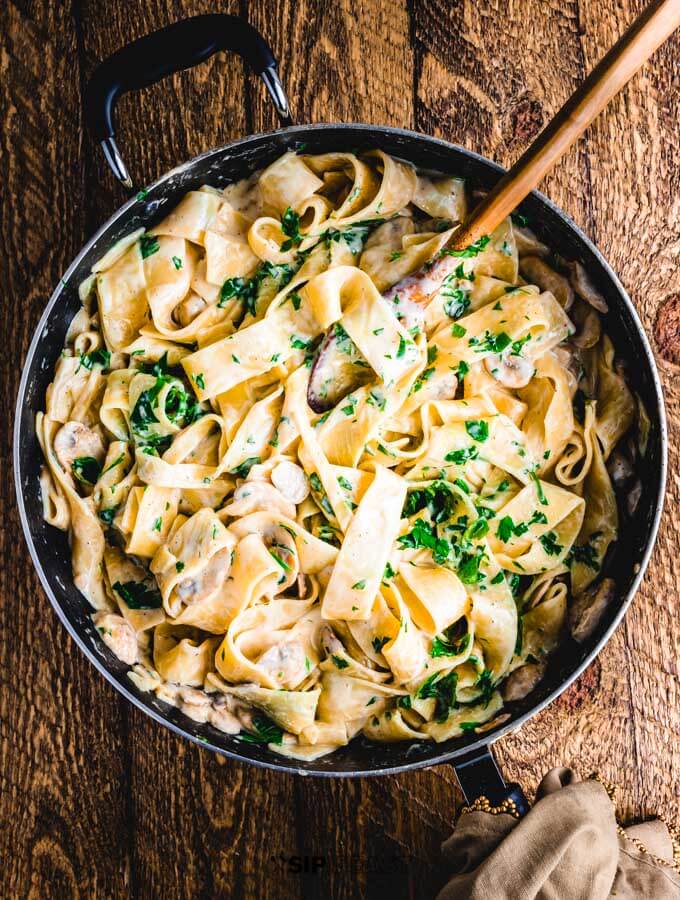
top-left (83, 14), bottom-right (293, 189)
top-left (452, 745), bottom-right (530, 816)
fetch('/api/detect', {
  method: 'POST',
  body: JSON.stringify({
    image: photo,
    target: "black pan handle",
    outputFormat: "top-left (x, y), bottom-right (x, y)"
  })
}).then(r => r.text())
top-left (452, 745), bottom-right (530, 816)
top-left (84, 14), bottom-right (293, 189)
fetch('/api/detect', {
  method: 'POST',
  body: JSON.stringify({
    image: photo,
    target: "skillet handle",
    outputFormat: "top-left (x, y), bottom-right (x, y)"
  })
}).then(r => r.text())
top-left (452, 745), bottom-right (530, 817)
top-left (84, 14), bottom-right (293, 189)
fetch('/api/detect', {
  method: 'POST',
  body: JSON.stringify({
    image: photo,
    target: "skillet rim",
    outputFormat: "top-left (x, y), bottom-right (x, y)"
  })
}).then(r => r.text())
top-left (13, 122), bottom-right (668, 777)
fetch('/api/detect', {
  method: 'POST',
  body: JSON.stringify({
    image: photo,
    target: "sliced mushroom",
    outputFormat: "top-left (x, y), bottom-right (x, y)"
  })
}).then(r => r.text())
top-left (502, 660), bottom-right (547, 701)
top-left (626, 479), bottom-right (642, 517)
top-left (513, 224), bottom-right (550, 257)
top-left (93, 612), bottom-right (138, 664)
top-left (271, 461), bottom-right (310, 504)
top-left (570, 298), bottom-right (601, 349)
top-left (607, 450), bottom-right (634, 490)
top-left (519, 256), bottom-right (574, 310)
top-left (234, 705), bottom-right (256, 732)
top-left (257, 640), bottom-right (308, 689)
top-left (568, 578), bottom-right (616, 643)
top-left (568, 261), bottom-right (608, 313)
top-left (485, 352), bottom-right (534, 389)
top-left (208, 696), bottom-right (242, 734)
top-left (173, 686), bottom-right (212, 723)
top-left (296, 573), bottom-right (309, 598)
top-left (175, 547), bottom-right (232, 605)
top-left (54, 421), bottom-right (106, 474)
top-left (320, 624), bottom-right (345, 656)
top-left (420, 371), bottom-right (458, 403)
top-left (307, 326), bottom-right (373, 413)
top-left (222, 481), bottom-right (295, 519)
top-left (173, 293), bottom-right (207, 327)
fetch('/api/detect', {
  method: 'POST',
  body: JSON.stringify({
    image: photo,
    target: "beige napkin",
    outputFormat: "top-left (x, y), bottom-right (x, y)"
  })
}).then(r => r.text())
top-left (437, 768), bottom-right (680, 899)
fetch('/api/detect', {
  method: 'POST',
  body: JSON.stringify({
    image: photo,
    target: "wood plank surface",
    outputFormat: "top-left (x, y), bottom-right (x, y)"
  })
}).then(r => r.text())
top-left (0, 1), bottom-right (678, 897)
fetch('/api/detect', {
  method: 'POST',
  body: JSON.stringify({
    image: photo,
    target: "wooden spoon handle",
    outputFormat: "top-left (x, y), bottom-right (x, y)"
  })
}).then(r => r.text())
top-left (451, 0), bottom-right (680, 249)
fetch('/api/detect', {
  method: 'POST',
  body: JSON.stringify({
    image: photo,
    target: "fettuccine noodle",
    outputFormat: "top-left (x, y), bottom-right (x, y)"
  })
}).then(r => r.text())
top-left (37, 150), bottom-right (639, 759)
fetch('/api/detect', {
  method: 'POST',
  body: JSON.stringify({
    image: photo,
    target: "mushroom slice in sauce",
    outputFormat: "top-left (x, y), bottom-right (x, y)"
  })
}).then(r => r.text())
top-left (485, 352), bottom-right (534, 389)
top-left (175, 546), bottom-right (233, 605)
top-left (257, 640), bottom-right (308, 689)
top-left (519, 256), bottom-right (574, 311)
top-left (93, 612), bottom-right (139, 665)
top-left (307, 325), bottom-right (373, 413)
top-left (513, 224), bottom-right (550, 257)
top-left (568, 578), bottom-right (616, 643)
top-left (271, 461), bottom-right (310, 504)
top-left (502, 660), bottom-right (547, 701)
top-left (54, 421), bottom-right (106, 476)
top-left (568, 260), bottom-right (608, 313)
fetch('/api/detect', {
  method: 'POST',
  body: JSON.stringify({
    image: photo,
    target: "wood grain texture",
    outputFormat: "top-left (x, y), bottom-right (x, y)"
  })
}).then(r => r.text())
top-left (0, 1), bottom-right (678, 897)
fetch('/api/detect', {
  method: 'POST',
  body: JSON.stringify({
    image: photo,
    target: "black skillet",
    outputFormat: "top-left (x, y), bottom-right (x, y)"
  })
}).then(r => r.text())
top-left (13, 15), bottom-right (667, 813)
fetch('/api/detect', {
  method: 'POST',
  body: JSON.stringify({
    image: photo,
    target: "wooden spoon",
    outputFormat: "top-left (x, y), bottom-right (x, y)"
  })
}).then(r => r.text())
top-left (451, 0), bottom-right (680, 250)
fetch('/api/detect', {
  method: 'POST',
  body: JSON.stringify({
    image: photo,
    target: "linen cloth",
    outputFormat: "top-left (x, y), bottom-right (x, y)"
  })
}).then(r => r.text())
top-left (437, 768), bottom-right (680, 899)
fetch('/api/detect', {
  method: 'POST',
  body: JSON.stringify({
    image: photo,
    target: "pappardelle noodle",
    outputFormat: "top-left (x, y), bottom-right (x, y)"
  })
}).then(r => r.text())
top-left (37, 149), bottom-right (642, 760)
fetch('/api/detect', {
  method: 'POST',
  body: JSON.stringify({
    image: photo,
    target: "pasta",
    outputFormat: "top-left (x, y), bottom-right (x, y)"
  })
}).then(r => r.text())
top-left (37, 150), bottom-right (640, 759)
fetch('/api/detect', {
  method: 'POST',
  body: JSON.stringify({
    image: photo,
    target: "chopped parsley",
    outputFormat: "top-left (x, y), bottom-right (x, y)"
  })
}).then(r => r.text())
top-left (459, 721), bottom-right (479, 733)
top-left (280, 207), bottom-right (302, 250)
top-left (470, 330), bottom-right (512, 354)
top-left (366, 389), bottom-right (387, 410)
top-left (290, 335), bottom-right (311, 350)
top-left (527, 465), bottom-right (548, 505)
top-left (101, 453), bottom-right (125, 476)
top-left (496, 516), bottom-right (529, 543)
top-left (269, 549), bottom-right (291, 571)
top-left (236, 714), bottom-right (284, 745)
top-left (71, 456), bottom-right (102, 484)
top-left (139, 235), bottom-right (160, 259)
top-left (113, 580), bottom-right (162, 609)
top-left (403, 481), bottom-right (456, 523)
top-left (465, 420), bottom-right (489, 442)
top-left (442, 235), bottom-right (491, 258)
top-left (230, 456), bottom-right (261, 479)
top-left (417, 670), bottom-right (458, 722)
top-left (444, 446), bottom-right (478, 465)
top-left (456, 360), bottom-right (470, 380)
top-left (372, 635), bottom-right (389, 653)
top-left (569, 535), bottom-right (601, 570)
top-left (219, 260), bottom-right (296, 314)
top-left (331, 655), bottom-right (349, 669)
top-left (411, 367), bottom-right (435, 393)
top-left (539, 531), bottom-right (563, 556)
top-left (76, 348), bottom-right (111, 372)
top-left (383, 562), bottom-right (396, 580)
top-left (98, 506), bottom-right (118, 525)
top-left (398, 518), bottom-right (451, 565)
top-left (430, 630), bottom-right (471, 658)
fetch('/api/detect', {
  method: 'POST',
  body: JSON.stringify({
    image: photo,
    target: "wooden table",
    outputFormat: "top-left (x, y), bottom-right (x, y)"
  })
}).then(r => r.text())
top-left (1, 1), bottom-right (678, 897)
